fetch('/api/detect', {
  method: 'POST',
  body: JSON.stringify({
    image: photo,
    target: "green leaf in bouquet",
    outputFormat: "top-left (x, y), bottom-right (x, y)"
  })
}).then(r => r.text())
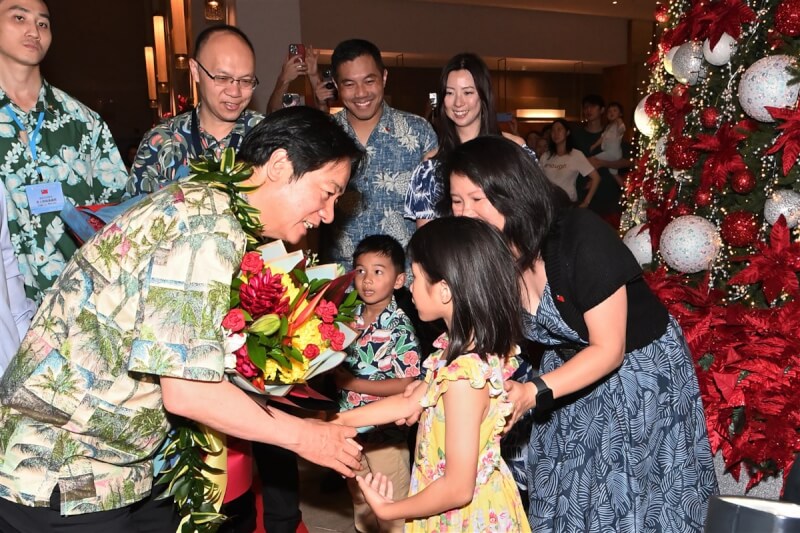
top-left (270, 347), bottom-right (291, 368)
top-left (246, 335), bottom-right (268, 370)
top-left (287, 345), bottom-right (304, 362)
top-left (307, 277), bottom-right (331, 296)
top-left (279, 315), bottom-right (289, 339)
top-left (292, 267), bottom-right (310, 287)
top-left (229, 291), bottom-right (240, 308)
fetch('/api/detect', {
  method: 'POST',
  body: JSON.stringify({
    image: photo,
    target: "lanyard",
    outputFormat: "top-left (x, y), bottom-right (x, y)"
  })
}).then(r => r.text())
top-left (3, 104), bottom-right (45, 165)
top-left (190, 108), bottom-right (242, 159)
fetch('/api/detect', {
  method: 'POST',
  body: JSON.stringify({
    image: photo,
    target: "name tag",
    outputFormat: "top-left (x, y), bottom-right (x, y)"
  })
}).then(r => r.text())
top-left (25, 182), bottom-right (65, 215)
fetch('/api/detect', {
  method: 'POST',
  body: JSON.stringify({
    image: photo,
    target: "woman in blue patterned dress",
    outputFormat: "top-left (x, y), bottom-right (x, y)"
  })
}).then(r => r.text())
top-left (443, 135), bottom-right (718, 532)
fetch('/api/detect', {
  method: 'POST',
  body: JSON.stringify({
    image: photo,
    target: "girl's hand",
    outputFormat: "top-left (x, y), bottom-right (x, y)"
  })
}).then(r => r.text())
top-left (503, 380), bottom-right (536, 433)
top-left (394, 380), bottom-right (425, 426)
top-left (356, 472), bottom-right (395, 520)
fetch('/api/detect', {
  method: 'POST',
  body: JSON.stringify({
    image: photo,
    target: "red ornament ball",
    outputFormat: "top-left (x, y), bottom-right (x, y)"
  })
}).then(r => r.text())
top-left (695, 189), bottom-right (713, 207)
top-left (645, 92), bottom-right (668, 118)
top-left (776, 0), bottom-right (800, 37)
top-left (642, 179), bottom-right (662, 203)
top-left (666, 136), bottom-right (700, 169)
top-left (720, 211), bottom-right (759, 247)
top-left (700, 107), bottom-right (720, 129)
top-left (671, 203), bottom-right (693, 217)
top-left (671, 84), bottom-right (688, 100)
top-left (655, 3), bottom-right (670, 23)
top-left (731, 170), bottom-right (756, 194)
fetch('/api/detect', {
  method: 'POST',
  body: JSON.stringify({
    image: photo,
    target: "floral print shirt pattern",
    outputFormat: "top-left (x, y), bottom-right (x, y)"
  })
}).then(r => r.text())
top-left (406, 335), bottom-right (530, 532)
top-left (0, 81), bottom-right (128, 301)
top-left (404, 144), bottom-right (539, 221)
top-left (323, 103), bottom-right (436, 265)
top-left (339, 297), bottom-right (420, 444)
top-left (126, 107), bottom-right (264, 196)
top-left (0, 181), bottom-right (245, 515)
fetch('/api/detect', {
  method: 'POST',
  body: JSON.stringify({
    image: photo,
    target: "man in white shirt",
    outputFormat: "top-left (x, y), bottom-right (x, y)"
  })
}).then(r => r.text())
top-left (0, 185), bottom-right (35, 375)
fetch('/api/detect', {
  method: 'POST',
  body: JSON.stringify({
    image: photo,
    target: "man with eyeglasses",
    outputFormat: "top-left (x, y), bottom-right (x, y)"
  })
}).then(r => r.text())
top-left (126, 24), bottom-right (263, 196)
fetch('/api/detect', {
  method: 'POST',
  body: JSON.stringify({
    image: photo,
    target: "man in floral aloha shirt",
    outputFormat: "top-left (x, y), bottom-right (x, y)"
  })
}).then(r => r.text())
top-left (0, 0), bottom-right (128, 304)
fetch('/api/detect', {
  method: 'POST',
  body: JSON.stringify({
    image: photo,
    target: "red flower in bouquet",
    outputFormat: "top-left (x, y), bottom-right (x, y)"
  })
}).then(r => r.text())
top-left (239, 267), bottom-right (291, 318)
top-left (221, 309), bottom-right (246, 332)
top-left (240, 251), bottom-right (265, 275)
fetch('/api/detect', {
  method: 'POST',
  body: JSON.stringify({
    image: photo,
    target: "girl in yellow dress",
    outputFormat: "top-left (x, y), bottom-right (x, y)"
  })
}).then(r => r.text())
top-left (335, 217), bottom-right (531, 532)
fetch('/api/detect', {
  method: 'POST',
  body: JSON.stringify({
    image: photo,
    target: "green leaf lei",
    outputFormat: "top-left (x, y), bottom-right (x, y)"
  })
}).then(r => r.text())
top-left (157, 149), bottom-right (268, 532)
top-left (189, 147), bottom-right (264, 250)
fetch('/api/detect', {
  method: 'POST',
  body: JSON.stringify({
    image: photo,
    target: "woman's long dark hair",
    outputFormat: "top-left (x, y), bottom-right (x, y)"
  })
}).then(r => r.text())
top-left (407, 217), bottom-right (521, 363)
top-left (433, 53), bottom-right (499, 163)
top-left (443, 135), bottom-right (568, 271)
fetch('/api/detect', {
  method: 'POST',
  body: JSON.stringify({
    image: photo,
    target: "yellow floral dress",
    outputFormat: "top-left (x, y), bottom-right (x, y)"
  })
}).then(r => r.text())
top-left (406, 336), bottom-right (531, 532)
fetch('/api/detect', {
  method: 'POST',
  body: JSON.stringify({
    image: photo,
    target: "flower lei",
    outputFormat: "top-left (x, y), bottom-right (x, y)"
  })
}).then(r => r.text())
top-left (189, 147), bottom-right (263, 250)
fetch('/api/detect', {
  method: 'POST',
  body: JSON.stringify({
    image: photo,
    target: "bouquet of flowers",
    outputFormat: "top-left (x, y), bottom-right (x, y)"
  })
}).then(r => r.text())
top-left (160, 240), bottom-right (359, 533)
top-left (222, 240), bottom-right (359, 398)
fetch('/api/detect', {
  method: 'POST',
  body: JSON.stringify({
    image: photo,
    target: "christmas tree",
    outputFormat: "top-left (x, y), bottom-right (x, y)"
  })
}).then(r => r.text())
top-left (621, 0), bottom-right (800, 491)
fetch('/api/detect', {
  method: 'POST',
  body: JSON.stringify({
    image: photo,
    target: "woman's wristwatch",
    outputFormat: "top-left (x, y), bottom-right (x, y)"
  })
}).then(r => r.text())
top-left (531, 375), bottom-right (554, 413)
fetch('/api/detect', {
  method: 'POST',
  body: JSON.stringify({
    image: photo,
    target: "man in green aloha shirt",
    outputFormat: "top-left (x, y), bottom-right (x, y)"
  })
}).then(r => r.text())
top-left (0, 0), bottom-right (128, 304)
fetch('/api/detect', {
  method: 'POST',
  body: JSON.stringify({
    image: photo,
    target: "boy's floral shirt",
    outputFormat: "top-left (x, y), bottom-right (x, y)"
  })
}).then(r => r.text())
top-left (0, 181), bottom-right (245, 515)
top-left (338, 296), bottom-right (421, 444)
top-left (0, 81), bottom-right (128, 302)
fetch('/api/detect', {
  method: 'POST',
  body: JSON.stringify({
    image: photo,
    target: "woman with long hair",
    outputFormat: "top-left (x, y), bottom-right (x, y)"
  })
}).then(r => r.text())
top-left (539, 118), bottom-right (601, 208)
top-left (403, 53), bottom-right (530, 227)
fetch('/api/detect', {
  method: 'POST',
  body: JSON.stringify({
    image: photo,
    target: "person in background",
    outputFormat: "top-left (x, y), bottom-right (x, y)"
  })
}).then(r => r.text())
top-left (589, 101), bottom-right (626, 180)
top-left (319, 38), bottom-right (437, 266)
top-left (126, 25), bottom-right (262, 195)
top-left (334, 234), bottom-right (421, 533)
top-left (0, 0), bottom-right (127, 303)
top-left (539, 118), bottom-right (601, 208)
top-left (403, 52), bottom-right (529, 227)
top-left (570, 94), bottom-right (630, 228)
top-left (0, 185), bottom-right (34, 376)
top-left (266, 44), bottom-right (325, 113)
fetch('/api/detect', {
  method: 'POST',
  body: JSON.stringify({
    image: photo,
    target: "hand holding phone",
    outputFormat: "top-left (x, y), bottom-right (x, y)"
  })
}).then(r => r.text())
top-left (288, 43), bottom-right (306, 61)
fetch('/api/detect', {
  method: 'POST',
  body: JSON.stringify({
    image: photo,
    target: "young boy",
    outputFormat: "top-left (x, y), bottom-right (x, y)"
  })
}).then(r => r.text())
top-left (334, 235), bottom-right (421, 533)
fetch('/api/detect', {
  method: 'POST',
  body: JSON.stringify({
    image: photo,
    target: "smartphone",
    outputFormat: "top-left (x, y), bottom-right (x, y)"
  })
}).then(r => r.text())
top-left (322, 69), bottom-right (338, 101)
top-left (428, 92), bottom-right (438, 107)
top-left (497, 112), bottom-right (513, 122)
top-left (288, 43), bottom-right (305, 60)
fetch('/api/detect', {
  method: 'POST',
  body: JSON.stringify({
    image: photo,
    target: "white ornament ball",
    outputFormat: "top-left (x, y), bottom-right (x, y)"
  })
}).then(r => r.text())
top-left (664, 46), bottom-right (681, 75)
top-left (672, 41), bottom-right (708, 86)
top-left (703, 33), bottom-right (738, 66)
top-left (738, 55), bottom-right (800, 122)
top-left (764, 189), bottom-right (800, 227)
top-left (660, 216), bottom-right (720, 274)
top-left (634, 95), bottom-right (656, 137)
top-left (623, 224), bottom-right (652, 266)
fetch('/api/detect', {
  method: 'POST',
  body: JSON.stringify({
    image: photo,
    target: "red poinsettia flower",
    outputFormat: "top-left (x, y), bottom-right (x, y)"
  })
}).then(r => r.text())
top-left (693, 120), bottom-right (754, 191)
top-left (730, 216), bottom-right (800, 303)
top-left (765, 105), bottom-right (800, 176)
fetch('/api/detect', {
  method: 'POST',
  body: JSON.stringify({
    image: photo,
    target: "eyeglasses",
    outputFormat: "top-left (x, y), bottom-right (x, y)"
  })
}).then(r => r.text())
top-left (195, 61), bottom-right (259, 91)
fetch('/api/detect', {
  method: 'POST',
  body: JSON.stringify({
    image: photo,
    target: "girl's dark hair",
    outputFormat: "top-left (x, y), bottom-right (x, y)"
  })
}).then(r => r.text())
top-left (407, 217), bottom-right (521, 363)
top-left (442, 136), bottom-right (568, 271)
top-left (607, 101), bottom-right (624, 116)
top-left (238, 106), bottom-right (363, 180)
top-left (545, 118), bottom-right (574, 158)
top-left (434, 53), bottom-right (499, 163)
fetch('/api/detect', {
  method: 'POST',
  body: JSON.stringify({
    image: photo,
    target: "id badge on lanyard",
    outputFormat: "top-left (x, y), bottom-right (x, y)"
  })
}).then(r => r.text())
top-left (3, 104), bottom-right (60, 214)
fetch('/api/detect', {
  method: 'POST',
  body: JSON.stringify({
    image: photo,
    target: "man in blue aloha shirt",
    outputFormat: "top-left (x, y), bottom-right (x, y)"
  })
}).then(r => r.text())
top-left (320, 39), bottom-right (437, 266)
top-left (126, 25), bottom-right (263, 196)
